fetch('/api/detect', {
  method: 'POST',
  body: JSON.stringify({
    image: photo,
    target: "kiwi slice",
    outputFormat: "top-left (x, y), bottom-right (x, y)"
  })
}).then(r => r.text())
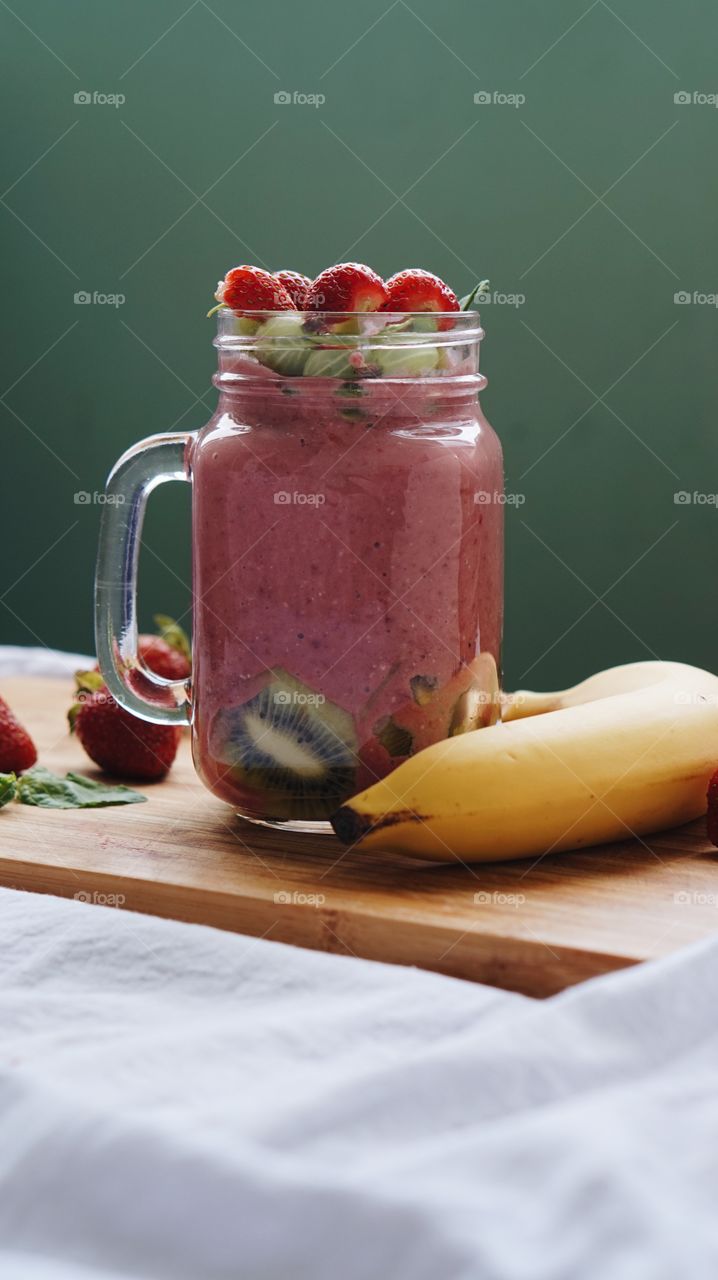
top-left (303, 344), bottom-right (357, 380)
top-left (209, 669), bottom-right (358, 821)
top-left (374, 343), bottom-right (440, 378)
top-left (254, 314), bottom-right (311, 376)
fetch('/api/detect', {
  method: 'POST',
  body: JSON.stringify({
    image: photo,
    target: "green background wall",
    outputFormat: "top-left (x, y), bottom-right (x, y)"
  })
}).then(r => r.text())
top-left (2, 0), bottom-right (716, 688)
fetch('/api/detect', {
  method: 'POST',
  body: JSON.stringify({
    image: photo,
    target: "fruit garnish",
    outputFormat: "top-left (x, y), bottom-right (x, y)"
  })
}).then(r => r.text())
top-left (305, 263), bottom-right (389, 314)
top-left (275, 270), bottom-right (312, 308)
top-left (255, 313), bottom-right (311, 376)
top-left (410, 675), bottom-right (439, 706)
top-left (209, 266), bottom-right (295, 318)
top-left (707, 769), bottom-right (718, 846)
top-left (373, 654), bottom-right (500, 759)
top-left (302, 338), bottom-right (372, 380)
top-left (458, 280), bottom-right (490, 311)
top-left (382, 269), bottom-right (459, 330)
top-left (209, 668), bottom-right (358, 821)
top-left (373, 343), bottom-right (440, 378)
top-left (374, 716), bottom-right (414, 759)
top-left (0, 694), bottom-right (38, 773)
top-left (139, 620), bottom-right (191, 681)
top-left (70, 674), bottom-right (180, 781)
top-left (86, 618), bottom-right (191, 688)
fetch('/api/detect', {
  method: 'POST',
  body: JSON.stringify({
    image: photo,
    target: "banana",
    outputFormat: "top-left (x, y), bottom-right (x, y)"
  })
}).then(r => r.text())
top-left (331, 661), bottom-right (718, 862)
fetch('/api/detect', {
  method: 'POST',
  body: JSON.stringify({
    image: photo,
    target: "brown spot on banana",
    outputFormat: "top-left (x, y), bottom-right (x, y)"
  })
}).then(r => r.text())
top-left (331, 805), bottom-right (426, 846)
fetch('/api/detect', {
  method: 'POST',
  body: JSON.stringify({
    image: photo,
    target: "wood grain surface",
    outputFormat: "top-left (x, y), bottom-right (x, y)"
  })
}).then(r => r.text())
top-left (1, 676), bottom-right (717, 997)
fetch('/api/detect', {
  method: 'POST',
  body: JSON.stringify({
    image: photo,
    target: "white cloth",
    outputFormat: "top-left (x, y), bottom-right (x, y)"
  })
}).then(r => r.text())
top-left (0, 890), bottom-right (717, 1280)
top-left (1, 648), bottom-right (717, 1278)
top-left (0, 646), bottom-right (93, 679)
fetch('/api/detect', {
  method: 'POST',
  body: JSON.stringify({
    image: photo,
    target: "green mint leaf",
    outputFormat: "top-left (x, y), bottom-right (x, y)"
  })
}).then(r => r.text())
top-left (153, 614), bottom-right (192, 663)
top-left (17, 766), bottom-right (146, 809)
top-left (458, 280), bottom-right (490, 311)
top-left (0, 773), bottom-right (17, 808)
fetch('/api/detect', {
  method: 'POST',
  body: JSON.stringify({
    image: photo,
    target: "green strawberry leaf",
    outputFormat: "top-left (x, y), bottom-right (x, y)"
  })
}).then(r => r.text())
top-left (153, 614), bottom-right (191, 663)
top-left (458, 280), bottom-right (490, 311)
top-left (0, 773), bottom-right (17, 808)
top-left (17, 766), bottom-right (146, 809)
top-left (75, 669), bottom-right (105, 694)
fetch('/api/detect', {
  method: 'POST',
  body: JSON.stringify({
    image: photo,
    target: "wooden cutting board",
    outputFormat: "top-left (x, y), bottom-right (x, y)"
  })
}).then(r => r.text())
top-left (1, 675), bottom-right (717, 997)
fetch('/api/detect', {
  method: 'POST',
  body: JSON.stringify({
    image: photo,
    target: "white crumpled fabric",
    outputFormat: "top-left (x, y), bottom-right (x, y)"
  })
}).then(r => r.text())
top-left (0, 888), bottom-right (716, 1280)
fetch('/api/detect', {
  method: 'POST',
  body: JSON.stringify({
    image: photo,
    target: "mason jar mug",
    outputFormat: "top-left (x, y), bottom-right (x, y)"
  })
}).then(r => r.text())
top-left (95, 309), bottom-right (504, 832)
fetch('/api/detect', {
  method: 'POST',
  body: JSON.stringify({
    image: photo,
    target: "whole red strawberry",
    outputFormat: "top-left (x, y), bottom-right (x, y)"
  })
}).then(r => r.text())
top-left (275, 270), bottom-right (312, 308)
top-left (70, 678), bottom-right (180, 781)
top-left (383, 269), bottom-right (459, 329)
top-left (305, 263), bottom-right (388, 313)
top-left (707, 769), bottom-right (718, 846)
top-left (138, 635), bottom-right (191, 681)
top-left (215, 266), bottom-right (295, 315)
top-left (93, 617), bottom-right (191, 685)
top-left (0, 695), bottom-right (37, 773)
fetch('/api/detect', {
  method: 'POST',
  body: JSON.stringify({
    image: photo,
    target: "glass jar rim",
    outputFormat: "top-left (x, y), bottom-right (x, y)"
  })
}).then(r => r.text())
top-left (214, 308), bottom-right (484, 349)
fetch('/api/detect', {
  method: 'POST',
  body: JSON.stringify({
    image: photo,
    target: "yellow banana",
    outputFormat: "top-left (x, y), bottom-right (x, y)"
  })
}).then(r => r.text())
top-left (331, 661), bottom-right (718, 862)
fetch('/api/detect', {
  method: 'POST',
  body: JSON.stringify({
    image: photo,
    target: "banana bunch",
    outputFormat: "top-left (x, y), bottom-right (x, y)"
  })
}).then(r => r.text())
top-left (331, 661), bottom-right (718, 862)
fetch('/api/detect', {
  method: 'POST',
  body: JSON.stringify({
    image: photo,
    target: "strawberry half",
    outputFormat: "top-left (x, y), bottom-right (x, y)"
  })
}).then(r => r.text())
top-left (382, 269), bottom-right (459, 330)
top-left (0, 694), bottom-right (37, 773)
top-left (275, 270), bottom-right (312, 308)
top-left (214, 266), bottom-right (295, 315)
top-left (707, 769), bottom-right (718, 846)
top-left (305, 263), bottom-right (388, 313)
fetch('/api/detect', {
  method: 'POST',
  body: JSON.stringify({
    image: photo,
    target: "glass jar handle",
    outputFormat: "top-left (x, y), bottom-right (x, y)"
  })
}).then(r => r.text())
top-left (95, 432), bottom-right (193, 726)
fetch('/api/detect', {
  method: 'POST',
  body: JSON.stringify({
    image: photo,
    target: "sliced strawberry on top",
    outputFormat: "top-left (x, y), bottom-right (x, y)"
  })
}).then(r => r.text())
top-left (0, 694), bottom-right (37, 773)
top-left (215, 266), bottom-right (295, 315)
top-left (305, 263), bottom-right (389, 313)
top-left (707, 769), bottom-right (718, 846)
top-left (382, 269), bottom-right (459, 330)
top-left (275, 270), bottom-right (312, 308)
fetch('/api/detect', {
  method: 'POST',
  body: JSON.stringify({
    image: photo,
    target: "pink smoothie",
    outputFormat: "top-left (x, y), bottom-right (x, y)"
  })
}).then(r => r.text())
top-left (189, 357), bottom-right (503, 824)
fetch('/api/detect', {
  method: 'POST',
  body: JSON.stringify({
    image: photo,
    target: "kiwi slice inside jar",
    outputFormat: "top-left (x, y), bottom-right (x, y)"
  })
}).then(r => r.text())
top-left (209, 669), bottom-right (358, 821)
